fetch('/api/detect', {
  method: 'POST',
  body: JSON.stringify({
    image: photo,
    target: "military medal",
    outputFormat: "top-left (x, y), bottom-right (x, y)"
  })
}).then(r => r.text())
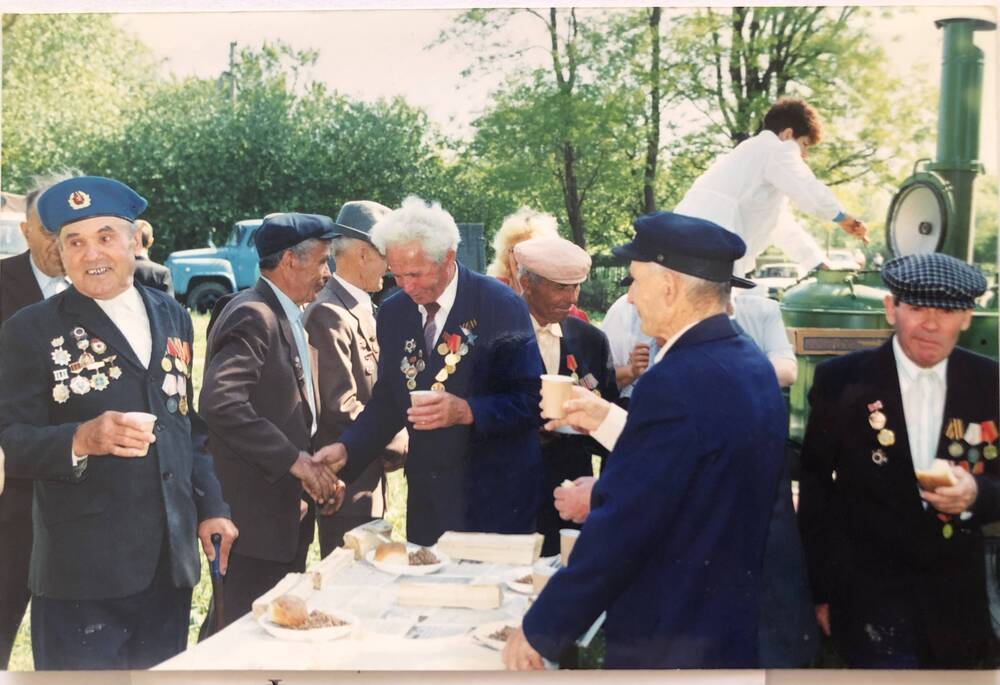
top-left (973, 460), bottom-right (985, 475)
top-left (877, 429), bottom-right (895, 447)
top-left (162, 374), bottom-right (178, 396)
top-left (178, 377), bottom-right (187, 396)
top-left (415, 359), bottom-right (426, 372)
top-left (871, 449), bottom-right (888, 466)
top-left (90, 373), bottom-right (109, 391)
top-left (77, 338), bottom-right (90, 351)
top-left (166, 396), bottom-right (179, 413)
top-left (431, 382), bottom-right (445, 392)
top-left (406, 379), bottom-right (417, 390)
top-left (942, 522), bottom-right (954, 539)
top-left (445, 353), bottom-right (459, 366)
top-left (175, 358), bottom-right (188, 377)
top-left (178, 396), bottom-right (189, 416)
top-left (51, 348), bottom-right (71, 366)
top-left (868, 411), bottom-right (887, 430)
top-left (52, 383), bottom-right (70, 403)
top-left (108, 366), bottom-right (122, 380)
top-left (948, 442), bottom-right (965, 458)
top-left (91, 338), bottom-right (107, 355)
top-left (968, 447), bottom-right (981, 464)
top-left (69, 375), bottom-right (91, 395)
top-left (68, 190), bottom-right (91, 209)
top-left (404, 339), bottom-right (416, 353)
top-left (437, 343), bottom-right (448, 355)
top-left (53, 369), bottom-right (69, 382)
top-left (161, 357), bottom-right (173, 372)
top-left (71, 327), bottom-right (86, 340)
top-left (459, 343), bottom-right (469, 356)
top-left (51, 336), bottom-right (64, 348)
top-left (434, 368), bottom-right (448, 383)
top-left (981, 421), bottom-right (998, 460)
top-left (68, 361), bottom-right (83, 374)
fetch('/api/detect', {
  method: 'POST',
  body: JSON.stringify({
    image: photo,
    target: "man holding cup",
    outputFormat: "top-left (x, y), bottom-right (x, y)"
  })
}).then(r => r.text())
top-left (514, 236), bottom-right (618, 556)
top-left (0, 176), bottom-right (236, 670)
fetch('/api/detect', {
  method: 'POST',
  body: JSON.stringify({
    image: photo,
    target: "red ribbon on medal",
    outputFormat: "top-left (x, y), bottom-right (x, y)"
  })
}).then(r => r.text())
top-left (566, 354), bottom-right (578, 373)
top-left (981, 421), bottom-right (998, 444)
top-left (166, 337), bottom-right (179, 358)
top-left (446, 333), bottom-right (461, 354)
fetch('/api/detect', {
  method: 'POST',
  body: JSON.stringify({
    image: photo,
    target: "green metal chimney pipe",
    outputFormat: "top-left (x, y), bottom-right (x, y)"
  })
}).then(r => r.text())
top-left (927, 17), bottom-right (996, 261)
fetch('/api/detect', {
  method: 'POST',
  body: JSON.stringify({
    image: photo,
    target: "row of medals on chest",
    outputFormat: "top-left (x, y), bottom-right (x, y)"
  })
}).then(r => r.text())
top-left (401, 333), bottom-right (471, 392)
top-left (50, 327), bottom-right (191, 415)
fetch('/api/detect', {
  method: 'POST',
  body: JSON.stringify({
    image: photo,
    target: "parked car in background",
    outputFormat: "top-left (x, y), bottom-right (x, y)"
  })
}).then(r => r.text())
top-left (753, 261), bottom-right (801, 299)
top-left (0, 211), bottom-right (27, 260)
top-left (167, 219), bottom-right (487, 313)
top-left (825, 248), bottom-right (864, 271)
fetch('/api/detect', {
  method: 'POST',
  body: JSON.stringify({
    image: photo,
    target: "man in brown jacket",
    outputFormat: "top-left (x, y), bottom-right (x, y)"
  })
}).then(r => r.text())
top-left (200, 213), bottom-right (345, 627)
top-left (304, 201), bottom-right (407, 556)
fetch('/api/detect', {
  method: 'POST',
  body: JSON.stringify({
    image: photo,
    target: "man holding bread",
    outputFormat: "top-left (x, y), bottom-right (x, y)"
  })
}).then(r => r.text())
top-left (513, 235), bottom-right (617, 556)
top-left (503, 212), bottom-right (787, 669)
top-left (0, 176), bottom-right (236, 669)
top-left (797, 252), bottom-right (1000, 668)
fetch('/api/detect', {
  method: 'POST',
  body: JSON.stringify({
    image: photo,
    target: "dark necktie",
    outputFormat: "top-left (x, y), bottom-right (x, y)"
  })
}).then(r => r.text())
top-left (423, 301), bottom-right (440, 352)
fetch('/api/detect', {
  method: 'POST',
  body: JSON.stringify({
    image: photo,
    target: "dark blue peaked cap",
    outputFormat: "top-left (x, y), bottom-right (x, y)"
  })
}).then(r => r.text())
top-left (38, 176), bottom-right (147, 232)
top-left (613, 211), bottom-right (755, 288)
top-left (882, 253), bottom-right (987, 310)
top-left (255, 213), bottom-right (338, 259)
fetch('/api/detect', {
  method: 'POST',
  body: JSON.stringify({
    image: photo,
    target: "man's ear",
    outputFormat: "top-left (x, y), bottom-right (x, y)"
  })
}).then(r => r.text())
top-left (883, 294), bottom-right (896, 326)
top-left (777, 127), bottom-right (794, 142)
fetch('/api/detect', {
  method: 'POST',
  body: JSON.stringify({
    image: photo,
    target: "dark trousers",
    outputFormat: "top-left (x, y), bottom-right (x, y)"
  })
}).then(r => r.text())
top-left (219, 507), bottom-right (313, 628)
top-left (318, 514), bottom-right (374, 559)
top-left (0, 511), bottom-right (32, 668)
top-left (536, 439), bottom-right (593, 557)
top-left (30, 545), bottom-right (191, 670)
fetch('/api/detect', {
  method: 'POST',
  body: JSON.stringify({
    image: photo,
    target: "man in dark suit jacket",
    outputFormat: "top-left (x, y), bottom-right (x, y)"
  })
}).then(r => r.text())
top-left (303, 201), bottom-right (407, 556)
top-left (132, 219), bottom-right (174, 296)
top-left (324, 196), bottom-right (545, 546)
top-left (513, 236), bottom-right (618, 555)
top-left (201, 213), bottom-right (345, 627)
top-left (0, 176), bottom-right (236, 670)
top-left (798, 252), bottom-right (1000, 669)
top-left (504, 212), bottom-right (786, 670)
top-left (0, 178), bottom-right (69, 669)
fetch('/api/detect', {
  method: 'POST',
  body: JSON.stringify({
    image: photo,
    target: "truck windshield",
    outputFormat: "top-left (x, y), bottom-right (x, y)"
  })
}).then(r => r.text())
top-left (222, 226), bottom-right (241, 246)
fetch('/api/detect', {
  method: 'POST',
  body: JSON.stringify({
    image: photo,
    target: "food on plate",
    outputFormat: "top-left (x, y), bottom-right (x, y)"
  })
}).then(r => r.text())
top-left (268, 594), bottom-right (308, 628)
top-left (488, 625), bottom-right (516, 642)
top-left (409, 547), bottom-right (439, 565)
top-left (373, 541), bottom-right (409, 565)
top-left (294, 610), bottom-right (348, 630)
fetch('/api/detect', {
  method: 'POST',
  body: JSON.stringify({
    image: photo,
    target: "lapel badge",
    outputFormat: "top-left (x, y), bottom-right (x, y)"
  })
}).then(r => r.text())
top-left (67, 190), bottom-right (91, 210)
top-left (52, 383), bottom-right (70, 404)
top-left (51, 348), bottom-right (71, 366)
top-left (108, 366), bottom-right (122, 380)
top-left (69, 375), bottom-right (91, 395)
top-left (871, 449), bottom-right (888, 466)
top-left (91, 339), bottom-right (107, 355)
top-left (404, 339), bottom-right (416, 353)
top-left (71, 326), bottom-right (86, 340)
top-left (68, 361), bottom-right (83, 374)
top-left (50, 336), bottom-right (64, 348)
top-left (877, 428), bottom-right (895, 447)
top-left (964, 422), bottom-right (983, 446)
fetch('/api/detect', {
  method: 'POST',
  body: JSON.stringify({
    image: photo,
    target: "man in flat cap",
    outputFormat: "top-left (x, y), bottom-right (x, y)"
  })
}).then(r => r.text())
top-left (503, 212), bottom-right (788, 669)
top-left (798, 252), bottom-right (1000, 668)
top-left (513, 236), bottom-right (617, 555)
top-left (321, 196), bottom-right (545, 546)
top-left (200, 213), bottom-right (346, 627)
top-left (0, 175), bottom-right (236, 669)
top-left (303, 201), bottom-right (407, 556)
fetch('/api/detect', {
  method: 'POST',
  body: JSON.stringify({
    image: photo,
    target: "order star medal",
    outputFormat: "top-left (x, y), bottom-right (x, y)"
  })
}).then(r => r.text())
top-left (52, 383), bottom-right (70, 404)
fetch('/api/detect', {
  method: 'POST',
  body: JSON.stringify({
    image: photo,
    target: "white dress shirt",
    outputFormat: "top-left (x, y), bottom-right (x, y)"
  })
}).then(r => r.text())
top-left (675, 130), bottom-right (840, 276)
top-left (893, 335), bottom-right (947, 473)
top-left (532, 315), bottom-right (563, 375)
top-left (29, 255), bottom-right (69, 300)
top-left (96, 286), bottom-right (152, 369)
top-left (419, 265), bottom-right (459, 332)
top-left (599, 294), bottom-right (657, 398)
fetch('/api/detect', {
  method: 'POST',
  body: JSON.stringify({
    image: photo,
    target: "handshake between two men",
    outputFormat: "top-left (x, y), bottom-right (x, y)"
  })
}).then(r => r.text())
top-left (289, 444), bottom-right (350, 516)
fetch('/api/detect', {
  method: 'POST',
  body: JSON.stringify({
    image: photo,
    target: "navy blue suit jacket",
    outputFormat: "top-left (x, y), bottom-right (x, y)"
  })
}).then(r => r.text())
top-left (0, 285), bottom-right (229, 600)
top-left (522, 314), bottom-right (786, 668)
top-left (339, 265), bottom-right (545, 545)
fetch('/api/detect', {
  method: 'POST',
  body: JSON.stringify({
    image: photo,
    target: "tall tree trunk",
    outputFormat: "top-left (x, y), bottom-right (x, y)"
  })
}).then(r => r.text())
top-left (642, 7), bottom-right (662, 214)
top-left (561, 141), bottom-right (586, 247)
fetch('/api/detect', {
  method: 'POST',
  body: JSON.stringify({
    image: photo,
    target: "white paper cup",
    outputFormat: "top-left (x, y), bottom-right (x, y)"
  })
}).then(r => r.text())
top-left (409, 390), bottom-right (437, 407)
top-left (540, 374), bottom-right (575, 419)
top-left (559, 529), bottom-right (581, 566)
top-left (532, 560), bottom-right (558, 595)
top-left (125, 411), bottom-right (157, 456)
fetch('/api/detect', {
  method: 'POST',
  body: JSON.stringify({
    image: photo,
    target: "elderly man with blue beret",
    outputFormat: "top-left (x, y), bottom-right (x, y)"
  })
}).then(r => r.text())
top-left (200, 213), bottom-right (347, 629)
top-left (0, 176), bottom-right (237, 669)
top-left (503, 212), bottom-right (788, 669)
top-left (798, 252), bottom-right (1000, 668)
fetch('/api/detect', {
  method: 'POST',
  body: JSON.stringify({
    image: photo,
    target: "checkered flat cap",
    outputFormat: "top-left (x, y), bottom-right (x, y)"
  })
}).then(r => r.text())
top-left (882, 253), bottom-right (987, 310)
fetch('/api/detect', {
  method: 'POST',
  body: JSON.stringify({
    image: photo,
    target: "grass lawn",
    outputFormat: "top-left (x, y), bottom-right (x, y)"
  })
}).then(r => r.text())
top-left (7, 310), bottom-right (409, 670)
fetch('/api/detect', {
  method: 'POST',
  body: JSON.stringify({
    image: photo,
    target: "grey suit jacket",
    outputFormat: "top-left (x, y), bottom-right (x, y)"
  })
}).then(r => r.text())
top-left (303, 277), bottom-right (406, 520)
top-left (201, 279), bottom-right (318, 563)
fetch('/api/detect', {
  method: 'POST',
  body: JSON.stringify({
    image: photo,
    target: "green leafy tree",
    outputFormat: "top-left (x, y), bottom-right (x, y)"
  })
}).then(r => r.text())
top-left (2, 14), bottom-right (157, 191)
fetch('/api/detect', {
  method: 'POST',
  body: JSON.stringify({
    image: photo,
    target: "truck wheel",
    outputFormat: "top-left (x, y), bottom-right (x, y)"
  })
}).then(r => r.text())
top-left (188, 282), bottom-right (229, 313)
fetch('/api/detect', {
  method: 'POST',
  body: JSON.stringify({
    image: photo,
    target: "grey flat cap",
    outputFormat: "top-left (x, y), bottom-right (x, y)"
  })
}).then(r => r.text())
top-left (333, 200), bottom-right (391, 243)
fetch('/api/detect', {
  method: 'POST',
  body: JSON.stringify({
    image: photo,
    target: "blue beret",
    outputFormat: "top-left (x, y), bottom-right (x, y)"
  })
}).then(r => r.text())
top-left (38, 176), bottom-right (147, 232)
top-left (882, 253), bottom-right (987, 310)
top-left (255, 213), bottom-right (338, 259)
top-left (613, 211), bottom-right (754, 288)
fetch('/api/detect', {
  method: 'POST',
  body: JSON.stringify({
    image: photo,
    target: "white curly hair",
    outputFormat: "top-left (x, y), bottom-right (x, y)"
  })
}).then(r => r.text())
top-left (370, 196), bottom-right (461, 263)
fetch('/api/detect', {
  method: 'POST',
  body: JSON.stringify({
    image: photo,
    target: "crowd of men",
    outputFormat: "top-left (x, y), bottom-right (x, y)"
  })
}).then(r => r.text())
top-left (0, 97), bottom-right (997, 672)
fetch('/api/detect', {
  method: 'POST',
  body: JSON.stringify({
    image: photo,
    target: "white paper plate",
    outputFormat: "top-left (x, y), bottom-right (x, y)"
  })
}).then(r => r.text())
top-left (503, 567), bottom-right (534, 595)
top-left (257, 610), bottom-right (358, 642)
top-left (364, 544), bottom-right (450, 575)
top-left (470, 620), bottom-right (521, 651)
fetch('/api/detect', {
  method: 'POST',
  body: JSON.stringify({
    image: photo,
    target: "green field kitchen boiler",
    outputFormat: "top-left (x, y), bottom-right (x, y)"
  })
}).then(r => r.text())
top-left (782, 16), bottom-right (998, 444)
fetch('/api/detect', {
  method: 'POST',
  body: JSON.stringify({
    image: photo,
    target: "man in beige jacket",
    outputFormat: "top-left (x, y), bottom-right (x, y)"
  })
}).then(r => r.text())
top-left (304, 201), bottom-right (407, 555)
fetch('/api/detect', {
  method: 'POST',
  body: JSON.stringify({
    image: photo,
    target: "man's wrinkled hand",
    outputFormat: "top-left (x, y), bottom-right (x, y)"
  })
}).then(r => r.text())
top-left (197, 517), bottom-right (239, 575)
top-left (407, 391), bottom-right (473, 430)
top-left (542, 386), bottom-right (610, 435)
top-left (629, 342), bottom-right (651, 379)
top-left (72, 411), bottom-right (155, 458)
top-left (554, 476), bottom-right (594, 524)
top-left (502, 627), bottom-right (545, 671)
top-left (313, 443), bottom-right (348, 474)
top-left (289, 451), bottom-right (339, 504)
top-left (839, 216), bottom-right (869, 245)
top-left (920, 464), bottom-right (978, 514)
top-left (317, 480), bottom-right (347, 516)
